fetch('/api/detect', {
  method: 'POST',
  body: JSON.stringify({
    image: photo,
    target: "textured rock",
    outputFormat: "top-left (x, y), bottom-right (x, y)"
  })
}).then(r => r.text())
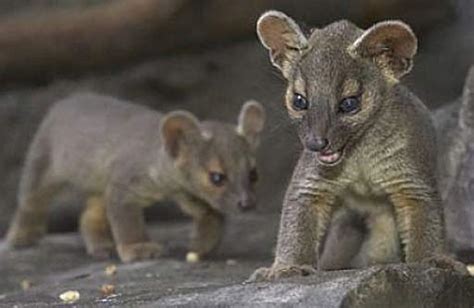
top-left (0, 217), bottom-right (472, 307)
top-left (434, 66), bottom-right (474, 262)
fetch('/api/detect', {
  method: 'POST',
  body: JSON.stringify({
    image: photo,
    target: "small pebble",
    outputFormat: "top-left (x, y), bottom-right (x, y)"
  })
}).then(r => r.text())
top-left (105, 264), bottom-right (117, 276)
top-left (59, 290), bottom-right (80, 304)
top-left (186, 252), bottom-right (200, 263)
top-left (20, 279), bottom-right (33, 290)
top-left (467, 264), bottom-right (474, 276)
top-left (226, 259), bottom-right (237, 266)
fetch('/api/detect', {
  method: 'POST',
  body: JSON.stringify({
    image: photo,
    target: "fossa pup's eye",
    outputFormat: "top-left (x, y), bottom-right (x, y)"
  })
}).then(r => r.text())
top-left (209, 172), bottom-right (226, 186)
top-left (339, 96), bottom-right (360, 114)
top-left (292, 93), bottom-right (309, 111)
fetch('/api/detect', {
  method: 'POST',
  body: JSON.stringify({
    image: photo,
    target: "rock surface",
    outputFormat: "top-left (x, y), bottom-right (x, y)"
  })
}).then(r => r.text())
top-left (0, 216), bottom-right (472, 307)
top-left (434, 66), bottom-right (474, 262)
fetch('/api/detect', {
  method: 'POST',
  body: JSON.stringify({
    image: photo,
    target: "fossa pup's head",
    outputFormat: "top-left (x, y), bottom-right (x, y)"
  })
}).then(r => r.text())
top-left (161, 100), bottom-right (265, 213)
top-left (257, 11), bottom-right (417, 166)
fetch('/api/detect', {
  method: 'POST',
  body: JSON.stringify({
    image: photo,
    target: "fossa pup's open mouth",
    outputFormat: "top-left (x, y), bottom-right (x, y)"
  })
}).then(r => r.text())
top-left (317, 148), bottom-right (344, 165)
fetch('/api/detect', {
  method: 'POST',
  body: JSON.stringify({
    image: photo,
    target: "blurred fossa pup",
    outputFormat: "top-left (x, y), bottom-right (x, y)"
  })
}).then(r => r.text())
top-left (250, 11), bottom-right (466, 280)
top-left (7, 93), bottom-right (265, 263)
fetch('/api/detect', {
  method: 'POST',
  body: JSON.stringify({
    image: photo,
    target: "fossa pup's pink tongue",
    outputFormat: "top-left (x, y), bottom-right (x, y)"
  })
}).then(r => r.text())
top-left (317, 151), bottom-right (342, 164)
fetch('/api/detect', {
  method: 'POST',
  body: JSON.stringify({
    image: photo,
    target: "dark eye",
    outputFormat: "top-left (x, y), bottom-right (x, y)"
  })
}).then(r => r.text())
top-left (339, 96), bottom-right (360, 114)
top-left (209, 172), bottom-right (226, 187)
top-left (249, 168), bottom-right (258, 183)
top-left (292, 93), bottom-right (309, 111)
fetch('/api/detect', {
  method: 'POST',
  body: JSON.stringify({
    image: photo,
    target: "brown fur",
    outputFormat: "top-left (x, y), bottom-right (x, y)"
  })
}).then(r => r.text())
top-left (6, 93), bottom-right (265, 263)
top-left (249, 11), bottom-right (465, 281)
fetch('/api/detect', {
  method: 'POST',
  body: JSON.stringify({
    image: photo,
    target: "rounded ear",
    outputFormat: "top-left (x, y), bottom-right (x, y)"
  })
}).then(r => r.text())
top-left (237, 100), bottom-right (266, 149)
top-left (161, 111), bottom-right (202, 159)
top-left (348, 20), bottom-right (417, 82)
top-left (256, 10), bottom-right (308, 78)
top-left (459, 66), bottom-right (474, 129)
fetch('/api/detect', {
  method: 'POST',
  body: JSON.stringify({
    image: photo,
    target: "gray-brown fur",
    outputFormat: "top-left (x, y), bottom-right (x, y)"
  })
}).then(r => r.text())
top-left (250, 11), bottom-right (463, 281)
top-left (6, 93), bottom-right (265, 263)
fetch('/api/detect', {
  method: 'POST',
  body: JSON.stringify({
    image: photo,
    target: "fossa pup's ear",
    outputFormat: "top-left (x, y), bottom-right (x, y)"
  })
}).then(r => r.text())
top-left (237, 100), bottom-right (265, 149)
top-left (161, 111), bottom-right (203, 162)
top-left (257, 11), bottom-right (308, 78)
top-left (348, 20), bottom-right (417, 83)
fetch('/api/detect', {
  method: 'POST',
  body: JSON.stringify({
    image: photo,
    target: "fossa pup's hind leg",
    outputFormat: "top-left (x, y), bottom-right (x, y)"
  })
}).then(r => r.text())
top-left (7, 133), bottom-right (62, 247)
top-left (319, 208), bottom-right (366, 270)
top-left (351, 209), bottom-right (401, 268)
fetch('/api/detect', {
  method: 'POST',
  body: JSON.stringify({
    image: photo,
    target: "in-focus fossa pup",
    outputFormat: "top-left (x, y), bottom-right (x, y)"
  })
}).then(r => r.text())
top-left (249, 11), bottom-right (467, 280)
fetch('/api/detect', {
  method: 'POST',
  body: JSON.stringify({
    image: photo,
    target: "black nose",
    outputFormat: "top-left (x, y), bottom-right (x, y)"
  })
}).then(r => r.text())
top-left (238, 199), bottom-right (256, 211)
top-left (306, 138), bottom-right (329, 152)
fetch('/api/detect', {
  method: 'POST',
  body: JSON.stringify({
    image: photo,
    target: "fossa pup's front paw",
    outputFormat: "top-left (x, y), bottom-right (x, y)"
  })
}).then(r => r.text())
top-left (117, 242), bottom-right (163, 263)
top-left (422, 254), bottom-right (469, 275)
top-left (247, 263), bottom-right (317, 282)
top-left (86, 242), bottom-right (116, 260)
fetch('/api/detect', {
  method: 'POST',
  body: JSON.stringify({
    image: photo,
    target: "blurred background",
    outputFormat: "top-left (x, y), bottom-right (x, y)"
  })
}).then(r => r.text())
top-left (0, 0), bottom-right (472, 236)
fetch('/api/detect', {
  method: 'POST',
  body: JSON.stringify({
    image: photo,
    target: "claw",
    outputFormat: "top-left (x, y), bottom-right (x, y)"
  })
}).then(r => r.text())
top-left (422, 254), bottom-right (470, 275)
top-left (247, 264), bottom-right (317, 282)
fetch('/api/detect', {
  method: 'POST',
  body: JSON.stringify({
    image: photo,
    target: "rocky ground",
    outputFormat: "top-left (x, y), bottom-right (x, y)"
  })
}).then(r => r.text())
top-left (1, 215), bottom-right (473, 307)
